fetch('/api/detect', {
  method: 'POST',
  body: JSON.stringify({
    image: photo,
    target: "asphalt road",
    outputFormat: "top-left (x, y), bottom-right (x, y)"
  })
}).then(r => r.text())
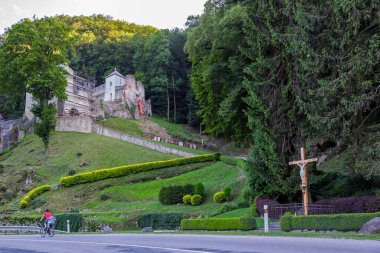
top-left (0, 234), bottom-right (379, 253)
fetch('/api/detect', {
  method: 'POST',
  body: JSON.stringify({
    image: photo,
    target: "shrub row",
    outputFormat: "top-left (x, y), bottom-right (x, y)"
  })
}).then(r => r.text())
top-left (280, 212), bottom-right (380, 232)
top-left (159, 184), bottom-right (194, 205)
top-left (138, 213), bottom-right (190, 230)
top-left (219, 155), bottom-right (238, 166)
top-left (60, 154), bottom-right (217, 187)
top-left (19, 185), bottom-right (51, 208)
top-left (315, 195), bottom-right (380, 214)
top-left (181, 217), bottom-right (256, 231)
top-left (0, 213), bottom-right (83, 232)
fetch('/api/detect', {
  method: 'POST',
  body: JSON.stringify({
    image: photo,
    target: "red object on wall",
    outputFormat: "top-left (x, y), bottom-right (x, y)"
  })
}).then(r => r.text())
top-left (137, 98), bottom-right (145, 115)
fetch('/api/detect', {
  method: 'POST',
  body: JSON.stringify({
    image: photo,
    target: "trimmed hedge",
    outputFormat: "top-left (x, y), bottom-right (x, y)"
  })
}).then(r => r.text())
top-left (55, 213), bottom-right (83, 232)
top-left (138, 213), bottom-right (189, 230)
top-left (280, 212), bottom-right (380, 232)
top-left (181, 217), bottom-right (256, 231)
top-left (159, 184), bottom-right (194, 205)
top-left (60, 154), bottom-right (217, 187)
top-left (19, 185), bottom-right (51, 208)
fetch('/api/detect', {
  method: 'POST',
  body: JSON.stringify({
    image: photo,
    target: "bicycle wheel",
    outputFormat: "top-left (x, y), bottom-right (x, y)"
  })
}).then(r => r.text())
top-left (49, 228), bottom-right (55, 237)
top-left (40, 227), bottom-right (46, 237)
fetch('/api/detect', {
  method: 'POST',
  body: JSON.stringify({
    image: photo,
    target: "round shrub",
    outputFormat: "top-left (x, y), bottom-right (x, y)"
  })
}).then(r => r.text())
top-left (99, 194), bottom-right (109, 201)
top-left (214, 191), bottom-right (226, 203)
top-left (183, 194), bottom-right (192, 205)
top-left (191, 195), bottom-right (202, 206)
top-left (68, 170), bottom-right (76, 176)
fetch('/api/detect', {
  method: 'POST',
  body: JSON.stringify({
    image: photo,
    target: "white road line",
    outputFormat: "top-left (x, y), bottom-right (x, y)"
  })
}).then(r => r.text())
top-left (0, 238), bottom-right (213, 253)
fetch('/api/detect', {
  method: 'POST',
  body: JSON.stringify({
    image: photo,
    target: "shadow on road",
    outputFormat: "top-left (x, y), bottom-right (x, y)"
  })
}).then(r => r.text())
top-left (0, 248), bottom-right (48, 253)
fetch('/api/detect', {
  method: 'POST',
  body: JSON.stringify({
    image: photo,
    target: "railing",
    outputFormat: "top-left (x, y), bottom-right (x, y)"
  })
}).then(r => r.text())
top-left (258, 203), bottom-right (336, 219)
top-left (142, 133), bottom-right (199, 149)
top-left (0, 226), bottom-right (67, 234)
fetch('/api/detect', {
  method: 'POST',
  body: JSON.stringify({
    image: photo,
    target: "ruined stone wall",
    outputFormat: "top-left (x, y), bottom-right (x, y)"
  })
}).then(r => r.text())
top-left (55, 115), bottom-right (93, 133)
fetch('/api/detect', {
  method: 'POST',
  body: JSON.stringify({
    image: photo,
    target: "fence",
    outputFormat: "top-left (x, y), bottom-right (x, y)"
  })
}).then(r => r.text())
top-left (258, 203), bottom-right (336, 219)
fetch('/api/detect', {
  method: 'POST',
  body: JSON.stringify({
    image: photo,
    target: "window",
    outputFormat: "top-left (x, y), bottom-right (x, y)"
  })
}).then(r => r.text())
top-left (110, 81), bottom-right (112, 86)
top-left (110, 93), bottom-right (112, 100)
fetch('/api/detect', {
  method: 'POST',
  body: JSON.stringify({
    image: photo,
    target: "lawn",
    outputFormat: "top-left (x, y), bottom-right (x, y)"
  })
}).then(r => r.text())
top-left (96, 118), bottom-right (142, 137)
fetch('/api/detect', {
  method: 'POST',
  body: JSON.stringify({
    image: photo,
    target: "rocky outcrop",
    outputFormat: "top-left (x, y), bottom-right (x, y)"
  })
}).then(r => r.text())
top-left (359, 217), bottom-right (380, 234)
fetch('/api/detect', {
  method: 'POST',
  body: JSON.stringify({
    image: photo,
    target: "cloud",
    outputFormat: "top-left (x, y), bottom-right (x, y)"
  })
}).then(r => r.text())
top-left (12, 4), bottom-right (29, 15)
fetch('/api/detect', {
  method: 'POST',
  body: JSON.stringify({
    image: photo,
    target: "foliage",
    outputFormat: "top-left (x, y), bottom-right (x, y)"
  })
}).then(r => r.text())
top-left (281, 212), bottom-right (380, 232)
top-left (159, 184), bottom-right (194, 205)
top-left (137, 213), bottom-right (189, 230)
top-left (236, 201), bottom-right (250, 208)
top-left (0, 17), bottom-right (73, 150)
top-left (67, 170), bottom-right (76, 176)
top-left (60, 154), bottom-right (217, 187)
top-left (182, 194), bottom-right (192, 205)
top-left (256, 198), bottom-right (280, 217)
top-left (99, 194), bottom-right (109, 201)
top-left (185, 0), bottom-right (380, 198)
top-left (223, 186), bottom-right (232, 201)
top-left (181, 217), bottom-right (256, 231)
top-left (220, 156), bottom-right (238, 166)
top-left (55, 213), bottom-right (83, 232)
top-left (280, 212), bottom-right (293, 232)
top-left (191, 195), bottom-right (202, 206)
top-left (316, 196), bottom-right (380, 214)
top-left (19, 185), bottom-right (51, 208)
top-left (194, 182), bottom-right (205, 196)
top-left (213, 191), bottom-right (226, 203)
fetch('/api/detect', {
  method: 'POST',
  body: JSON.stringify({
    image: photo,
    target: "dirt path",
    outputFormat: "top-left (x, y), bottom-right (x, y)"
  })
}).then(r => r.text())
top-left (138, 120), bottom-right (171, 139)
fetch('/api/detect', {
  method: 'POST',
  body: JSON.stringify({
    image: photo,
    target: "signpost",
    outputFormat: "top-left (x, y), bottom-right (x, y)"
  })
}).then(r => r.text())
top-left (288, 147), bottom-right (318, 215)
top-left (264, 205), bottom-right (269, 232)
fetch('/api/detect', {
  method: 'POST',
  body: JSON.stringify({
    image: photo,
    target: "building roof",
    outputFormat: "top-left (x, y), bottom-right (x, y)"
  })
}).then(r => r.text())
top-left (106, 68), bottom-right (125, 79)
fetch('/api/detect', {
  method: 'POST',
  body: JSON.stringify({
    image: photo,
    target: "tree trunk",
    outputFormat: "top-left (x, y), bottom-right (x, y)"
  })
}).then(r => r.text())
top-left (172, 71), bottom-right (177, 123)
top-left (166, 82), bottom-right (170, 122)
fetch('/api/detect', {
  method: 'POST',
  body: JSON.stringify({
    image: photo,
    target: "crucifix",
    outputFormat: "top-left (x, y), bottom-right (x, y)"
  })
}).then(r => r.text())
top-left (289, 147), bottom-right (318, 215)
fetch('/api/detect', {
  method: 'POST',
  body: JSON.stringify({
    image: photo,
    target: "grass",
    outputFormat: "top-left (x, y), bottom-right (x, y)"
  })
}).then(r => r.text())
top-left (96, 118), bottom-right (142, 137)
top-left (213, 208), bottom-right (251, 218)
top-left (150, 117), bottom-right (202, 142)
top-left (0, 132), bottom-right (178, 211)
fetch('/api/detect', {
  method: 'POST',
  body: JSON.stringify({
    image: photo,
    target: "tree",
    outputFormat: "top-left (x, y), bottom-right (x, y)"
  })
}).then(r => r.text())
top-left (0, 17), bottom-right (73, 150)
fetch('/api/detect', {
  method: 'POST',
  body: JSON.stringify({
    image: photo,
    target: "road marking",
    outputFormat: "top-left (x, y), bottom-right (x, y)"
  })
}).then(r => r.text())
top-left (0, 238), bottom-right (213, 253)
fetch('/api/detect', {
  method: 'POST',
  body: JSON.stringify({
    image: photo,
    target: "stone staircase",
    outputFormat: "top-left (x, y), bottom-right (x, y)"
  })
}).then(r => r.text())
top-left (256, 221), bottom-right (281, 232)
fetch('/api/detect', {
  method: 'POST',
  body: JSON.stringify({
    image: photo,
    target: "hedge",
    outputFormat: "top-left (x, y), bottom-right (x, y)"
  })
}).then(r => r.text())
top-left (138, 213), bottom-right (190, 230)
top-left (280, 212), bottom-right (380, 232)
top-left (19, 185), bottom-right (51, 208)
top-left (181, 217), bottom-right (256, 231)
top-left (159, 184), bottom-right (194, 205)
top-left (60, 154), bottom-right (217, 187)
top-left (0, 213), bottom-right (82, 232)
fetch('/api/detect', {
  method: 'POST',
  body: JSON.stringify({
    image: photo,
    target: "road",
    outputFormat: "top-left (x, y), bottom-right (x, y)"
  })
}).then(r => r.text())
top-left (0, 233), bottom-right (379, 253)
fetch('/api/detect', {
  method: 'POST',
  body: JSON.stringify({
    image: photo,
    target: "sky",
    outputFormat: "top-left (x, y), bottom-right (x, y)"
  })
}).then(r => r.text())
top-left (0, 0), bottom-right (206, 33)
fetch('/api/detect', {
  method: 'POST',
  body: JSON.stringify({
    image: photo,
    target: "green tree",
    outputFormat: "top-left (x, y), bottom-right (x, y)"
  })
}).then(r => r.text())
top-left (0, 17), bottom-right (73, 150)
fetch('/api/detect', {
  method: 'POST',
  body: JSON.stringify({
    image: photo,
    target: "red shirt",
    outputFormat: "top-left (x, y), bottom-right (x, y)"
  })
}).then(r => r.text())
top-left (44, 212), bottom-right (52, 219)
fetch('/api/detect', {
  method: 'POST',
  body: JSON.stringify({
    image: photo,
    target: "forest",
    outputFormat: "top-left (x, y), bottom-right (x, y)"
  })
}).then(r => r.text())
top-left (0, 0), bottom-right (379, 203)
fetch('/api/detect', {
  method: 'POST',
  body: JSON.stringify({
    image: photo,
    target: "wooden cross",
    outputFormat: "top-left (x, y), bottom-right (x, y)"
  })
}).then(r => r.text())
top-left (289, 147), bottom-right (318, 215)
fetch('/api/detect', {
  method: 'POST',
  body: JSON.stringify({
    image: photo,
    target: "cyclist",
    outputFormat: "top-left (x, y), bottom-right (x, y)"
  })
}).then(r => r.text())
top-left (40, 209), bottom-right (53, 229)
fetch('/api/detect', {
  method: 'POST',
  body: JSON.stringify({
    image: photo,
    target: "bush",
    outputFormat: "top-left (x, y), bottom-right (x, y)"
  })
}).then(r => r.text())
top-left (99, 194), bottom-right (109, 201)
top-left (183, 194), bottom-right (192, 205)
top-left (138, 213), bottom-right (189, 230)
top-left (181, 217), bottom-right (256, 231)
top-left (315, 195), bottom-right (380, 213)
top-left (55, 213), bottom-right (83, 232)
top-left (19, 185), bottom-right (51, 208)
top-left (60, 154), bottom-right (217, 187)
top-left (194, 183), bottom-right (205, 196)
top-left (251, 196), bottom-right (259, 217)
top-left (237, 201), bottom-right (250, 208)
top-left (256, 198), bottom-right (279, 216)
top-left (214, 191), bottom-right (226, 203)
top-left (280, 212), bottom-right (293, 232)
top-left (242, 188), bottom-right (253, 202)
top-left (223, 186), bottom-right (232, 201)
top-left (67, 170), bottom-right (76, 176)
top-left (159, 184), bottom-right (194, 205)
top-left (220, 204), bottom-right (237, 213)
top-left (280, 212), bottom-right (380, 232)
top-left (191, 195), bottom-right (202, 206)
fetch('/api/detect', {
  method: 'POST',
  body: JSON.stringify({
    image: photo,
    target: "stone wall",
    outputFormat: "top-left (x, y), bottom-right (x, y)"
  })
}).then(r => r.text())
top-left (55, 115), bottom-right (94, 133)
top-left (92, 124), bottom-right (193, 157)
top-left (0, 118), bottom-right (25, 151)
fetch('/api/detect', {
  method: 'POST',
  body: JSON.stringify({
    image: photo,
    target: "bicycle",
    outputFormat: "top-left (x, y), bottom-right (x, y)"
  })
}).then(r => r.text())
top-left (40, 221), bottom-right (55, 237)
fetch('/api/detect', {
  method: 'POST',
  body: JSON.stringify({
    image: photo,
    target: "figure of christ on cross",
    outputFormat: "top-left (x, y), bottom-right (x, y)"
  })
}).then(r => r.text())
top-left (289, 147), bottom-right (318, 215)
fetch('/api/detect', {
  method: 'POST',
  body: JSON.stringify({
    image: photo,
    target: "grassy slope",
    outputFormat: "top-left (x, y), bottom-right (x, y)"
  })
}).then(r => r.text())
top-left (0, 132), bottom-right (178, 210)
top-left (98, 117), bottom-right (210, 155)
